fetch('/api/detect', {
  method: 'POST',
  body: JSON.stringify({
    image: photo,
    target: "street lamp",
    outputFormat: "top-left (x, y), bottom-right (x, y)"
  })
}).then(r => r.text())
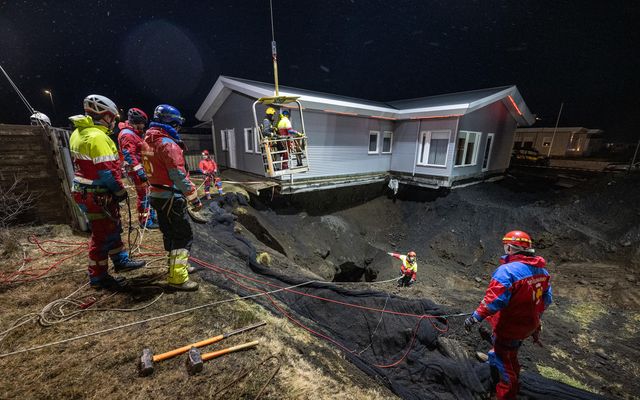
top-left (43, 89), bottom-right (55, 115)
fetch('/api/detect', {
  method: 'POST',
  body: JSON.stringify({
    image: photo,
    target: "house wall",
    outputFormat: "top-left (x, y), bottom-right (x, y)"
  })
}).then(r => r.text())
top-left (211, 92), bottom-right (264, 175)
top-left (452, 100), bottom-right (517, 180)
top-left (293, 110), bottom-right (394, 180)
top-left (390, 118), bottom-right (458, 177)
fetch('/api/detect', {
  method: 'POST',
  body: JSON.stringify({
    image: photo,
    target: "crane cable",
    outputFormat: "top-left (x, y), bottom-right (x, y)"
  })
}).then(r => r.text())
top-left (0, 64), bottom-right (35, 115)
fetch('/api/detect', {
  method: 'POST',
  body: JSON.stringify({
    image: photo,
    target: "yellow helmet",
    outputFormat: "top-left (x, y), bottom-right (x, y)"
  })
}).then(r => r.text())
top-left (266, 107), bottom-right (276, 115)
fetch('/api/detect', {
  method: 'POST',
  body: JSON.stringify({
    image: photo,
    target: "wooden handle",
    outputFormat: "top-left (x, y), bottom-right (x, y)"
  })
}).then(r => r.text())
top-left (153, 335), bottom-right (224, 362)
top-left (201, 340), bottom-right (260, 362)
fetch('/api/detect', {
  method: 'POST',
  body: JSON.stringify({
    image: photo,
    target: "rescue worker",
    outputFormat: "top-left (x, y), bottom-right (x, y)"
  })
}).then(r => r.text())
top-left (261, 107), bottom-right (281, 171)
top-left (30, 112), bottom-right (51, 126)
top-left (261, 107), bottom-right (278, 138)
top-left (198, 150), bottom-right (223, 199)
top-left (142, 104), bottom-right (202, 291)
top-left (387, 251), bottom-right (417, 287)
top-left (276, 109), bottom-right (303, 168)
top-left (69, 94), bottom-right (146, 290)
top-left (464, 230), bottom-right (552, 400)
top-left (117, 107), bottom-right (158, 229)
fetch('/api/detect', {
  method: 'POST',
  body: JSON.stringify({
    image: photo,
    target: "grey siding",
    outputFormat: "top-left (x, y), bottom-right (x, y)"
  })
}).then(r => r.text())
top-left (391, 118), bottom-right (459, 177)
top-left (211, 92), bottom-right (264, 175)
top-left (453, 101), bottom-right (517, 180)
top-left (296, 111), bottom-right (393, 180)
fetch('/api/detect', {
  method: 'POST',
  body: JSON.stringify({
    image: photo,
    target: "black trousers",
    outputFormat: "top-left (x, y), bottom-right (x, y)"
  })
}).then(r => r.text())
top-left (150, 196), bottom-right (193, 251)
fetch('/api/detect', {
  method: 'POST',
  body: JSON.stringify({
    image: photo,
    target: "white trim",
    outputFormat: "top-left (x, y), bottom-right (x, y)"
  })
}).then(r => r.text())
top-left (254, 128), bottom-right (261, 154)
top-left (454, 130), bottom-right (482, 167)
top-left (381, 131), bottom-right (393, 154)
top-left (93, 154), bottom-right (119, 163)
top-left (482, 133), bottom-right (495, 172)
top-left (417, 130), bottom-right (450, 167)
top-left (221, 129), bottom-right (228, 151)
top-left (368, 130), bottom-right (380, 154)
top-left (244, 128), bottom-right (254, 153)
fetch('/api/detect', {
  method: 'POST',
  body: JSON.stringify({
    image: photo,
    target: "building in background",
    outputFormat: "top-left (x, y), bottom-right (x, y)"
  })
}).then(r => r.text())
top-left (196, 76), bottom-right (535, 192)
top-left (514, 127), bottom-right (604, 157)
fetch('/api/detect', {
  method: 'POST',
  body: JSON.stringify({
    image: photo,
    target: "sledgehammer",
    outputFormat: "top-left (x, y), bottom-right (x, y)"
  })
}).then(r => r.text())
top-left (138, 321), bottom-right (266, 376)
top-left (185, 340), bottom-right (260, 375)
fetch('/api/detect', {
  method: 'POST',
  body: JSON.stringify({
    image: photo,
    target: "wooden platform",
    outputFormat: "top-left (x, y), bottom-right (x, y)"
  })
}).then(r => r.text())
top-left (218, 169), bottom-right (279, 196)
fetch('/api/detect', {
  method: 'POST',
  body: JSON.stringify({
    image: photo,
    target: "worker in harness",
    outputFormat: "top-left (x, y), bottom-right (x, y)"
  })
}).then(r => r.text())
top-left (387, 251), bottom-right (417, 287)
top-left (69, 94), bottom-right (146, 290)
top-left (30, 112), bottom-right (51, 126)
top-left (277, 109), bottom-right (304, 168)
top-left (117, 107), bottom-right (158, 229)
top-left (464, 230), bottom-right (552, 400)
top-left (142, 104), bottom-right (202, 291)
top-left (198, 150), bottom-right (222, 199)
top-left (261, 107), bottom-right (278, 138)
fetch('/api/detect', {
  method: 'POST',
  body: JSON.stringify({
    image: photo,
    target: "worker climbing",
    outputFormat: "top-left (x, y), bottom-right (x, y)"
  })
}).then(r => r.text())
top-left (117, 107), bottom-right (158, 229)
top-left (198, 150), bottom-right (223, 199)
top-left (464, 230), bottom-right (552, 400)
top-left (387, 251), bottom-right (417, 287)
top-left (69, 94), bottom-right (146, 290)
top-left (142, 104), bottom-right (202, 291)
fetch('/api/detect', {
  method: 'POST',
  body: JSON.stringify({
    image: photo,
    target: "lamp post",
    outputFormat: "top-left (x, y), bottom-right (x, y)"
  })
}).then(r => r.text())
top-left (44, 89), bottom-right (55, 115)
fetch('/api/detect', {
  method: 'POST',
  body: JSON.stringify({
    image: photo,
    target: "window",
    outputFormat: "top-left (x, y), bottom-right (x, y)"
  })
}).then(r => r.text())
top-left (382, 131), bottom-right (393, 153)
top-left (221, 130), bottom-right (228, 151)
top-left (542, 137), bottom-right (552, 147)
top-left (455, 131), bottom-right (481, 166)
top-left (244, 128), bottom-right (254, 153)
top-left (568, 134), bottom-right (581, 151)
top-left (368, 131), bottom-right (379, 154)
top-left (417, 130), bottom-right (450, 167)
top-left (254, 128), bottom-right (262, 154)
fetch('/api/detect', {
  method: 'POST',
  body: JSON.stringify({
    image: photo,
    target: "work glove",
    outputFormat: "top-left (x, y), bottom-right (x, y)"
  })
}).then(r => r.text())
top-left (409, 278), bottom-right (416, 286)
top-left (113, 190), bottom-right (128, 203)
top-left (464, 315), bottom-right (480, 332)
top-left (532, 324), bottom-right (543, 347)
top-left (190, 198), bottom-right (203, 212)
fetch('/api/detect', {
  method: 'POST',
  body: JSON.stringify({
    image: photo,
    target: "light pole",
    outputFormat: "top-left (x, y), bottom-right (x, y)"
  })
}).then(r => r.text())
top-left (44, 89), bottom-right (55, 116)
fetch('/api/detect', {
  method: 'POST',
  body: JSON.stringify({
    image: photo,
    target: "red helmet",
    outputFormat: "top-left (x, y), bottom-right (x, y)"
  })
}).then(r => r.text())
top-left (202, 150), bottom-right (209, 156)
top-left (127, 107), bottom-right (148, 124)
top-left (502, 230), bottom-right (532, 249)
top-left (407, 251), bottom-right (416, 263)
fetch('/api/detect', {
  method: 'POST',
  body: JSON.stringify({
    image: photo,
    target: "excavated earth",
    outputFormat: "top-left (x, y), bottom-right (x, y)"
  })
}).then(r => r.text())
top-left (234, 169), bottom-right (640, 399)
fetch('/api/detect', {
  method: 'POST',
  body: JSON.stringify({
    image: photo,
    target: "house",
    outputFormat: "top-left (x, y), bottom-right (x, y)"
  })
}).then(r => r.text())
top-left (514, 127), bottom-right (604, 157)
top-left (195, 76), bottom-right (535, 193)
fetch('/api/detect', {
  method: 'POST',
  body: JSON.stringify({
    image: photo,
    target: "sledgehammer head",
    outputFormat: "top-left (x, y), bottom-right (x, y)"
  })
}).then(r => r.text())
top-left (138, 348), bottom-right (155, 377)
top-left (186, 347), bottom-right (203, 375)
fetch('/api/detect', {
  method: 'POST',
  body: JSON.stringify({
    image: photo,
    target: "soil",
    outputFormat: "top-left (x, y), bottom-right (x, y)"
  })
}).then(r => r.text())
top-left (0, 170), bottom-right (639, 399)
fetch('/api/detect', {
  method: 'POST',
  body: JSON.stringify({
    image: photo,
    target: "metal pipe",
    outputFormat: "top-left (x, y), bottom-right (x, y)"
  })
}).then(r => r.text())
top-left (547, 102), bottom-right (564, 157)
top-left (628, 139), bottom-right (640, 174)
top-left (412, 119), bottom-right (422, 176)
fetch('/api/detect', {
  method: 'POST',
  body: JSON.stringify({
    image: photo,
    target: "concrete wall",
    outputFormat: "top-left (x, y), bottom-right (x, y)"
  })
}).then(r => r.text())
top-left (453, 100), bottom-right (517, 181)
top-left (0, 124), bottom-right (70, 224)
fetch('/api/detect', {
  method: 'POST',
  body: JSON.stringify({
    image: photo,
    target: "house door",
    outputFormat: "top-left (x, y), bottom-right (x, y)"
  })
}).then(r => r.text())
top-left (227, 129), bottom-right (237, 169)
top-left (482, 133), bottom-right (494, 172)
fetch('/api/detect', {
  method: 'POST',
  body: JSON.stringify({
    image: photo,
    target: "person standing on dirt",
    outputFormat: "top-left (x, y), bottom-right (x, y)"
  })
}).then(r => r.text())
top-left (464, 230), bottom-right (552, 400)
top-left (142, 104), bottom-right (202, 291)
top-left (70, 94), bottom-right (146, 290)
top-left (117, 107), bottom-right (159, 230)
top-left (198, 150), bottom-right (223, 200)
top-left (387, 251), bottom-right (417, 287)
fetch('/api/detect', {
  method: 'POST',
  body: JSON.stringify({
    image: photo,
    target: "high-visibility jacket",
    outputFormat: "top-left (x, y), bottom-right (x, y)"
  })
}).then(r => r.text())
top-left (198, 158), bottom-right (218, 175)
top-left (390, 253), bottom-right (417, 280)
top-left (117, 121), bottom-right (146, 180)
top-left (277, 115), bottom-right (299, 136)
top-left (141, 122), bottom-right (197, 201)
top-left (472, 254), bottom-right (552, 341)
top-left (69, 115), bottom-right (125, 196)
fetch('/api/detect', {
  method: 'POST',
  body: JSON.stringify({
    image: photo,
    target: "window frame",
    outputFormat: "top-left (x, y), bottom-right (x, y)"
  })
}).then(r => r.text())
top-left (381, 131), bottom-right (393, 154)
top-left (221, 129), bottom-right (228, 151)
top-left (254, 128), bottom-right (262, 154)
top-left (417, 130), bottom-right (450, 167)
top-left (368, 130), bottom-right (380, 154)
top-left (542, 136), bottom-right (552, 148)
top-left (454, 130), bottom-right (482, 167)
top-left (244, 128), bottom-right (254, 153)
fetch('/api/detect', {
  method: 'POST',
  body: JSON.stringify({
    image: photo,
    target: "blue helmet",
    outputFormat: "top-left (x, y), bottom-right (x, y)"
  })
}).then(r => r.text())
top-left (153, 104), bottom-right (185, 127)
top-left (281, 109), bottom-right (290, 117)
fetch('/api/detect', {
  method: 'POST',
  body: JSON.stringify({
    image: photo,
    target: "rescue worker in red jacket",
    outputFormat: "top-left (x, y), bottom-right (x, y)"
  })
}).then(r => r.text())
top-left (69, 94), bottom-right (146, 290)
top-left (117, 108), bottom-right (158, 229)
top-left (276, 109), bottom-right (303, 168)
top-left (142, 104), bottom-right (202, 291)
top-left (465, 230), bottom-right (552, 400)
top-left (387, 251), bottom-right (417, 287)
top-left (198, 150), bottom-right (223, 200)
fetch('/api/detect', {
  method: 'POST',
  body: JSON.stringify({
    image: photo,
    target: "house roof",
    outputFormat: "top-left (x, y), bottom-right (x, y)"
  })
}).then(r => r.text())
top-left (196, 76), bottom-right (535, 125)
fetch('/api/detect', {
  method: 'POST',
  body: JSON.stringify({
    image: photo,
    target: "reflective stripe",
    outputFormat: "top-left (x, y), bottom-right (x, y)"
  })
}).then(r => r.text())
top-left (90, 259), bottom-right (109, 266)
top-left (74, 176), bottom-right (95, 185)
top-left (85, 212), bottom-right (108, 220)
top-left (185, 191), bottom-right (198, 201)
top-left (93, 154), bottom-right (119, 163)
top-left (132, 164), bottom-right (143, 171)
top-left (71, 151), bottom-right (92, 160)
top-left (108, 246), bottom-right (124, 255)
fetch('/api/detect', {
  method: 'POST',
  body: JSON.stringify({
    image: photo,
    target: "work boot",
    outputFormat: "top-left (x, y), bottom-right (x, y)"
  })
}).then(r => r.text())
top-left (90, 274), bottom-right (127, 291)
top-left (112, 251), bottom-right (146, 273)
top-left (142, 219), bottom-right (160, 230)
top-left (206, 194), bottom-right (212, 200)
top-left (187, 264), bottom-right (199, 274)
top-left (167, 279), bottom-right (199, 291)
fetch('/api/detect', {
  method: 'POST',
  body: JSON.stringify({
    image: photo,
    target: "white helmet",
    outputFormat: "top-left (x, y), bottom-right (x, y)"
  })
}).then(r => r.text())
top-left (30, 112), bottom-right (51, 126)
top-left (83, 94), bottom-right (118, 119)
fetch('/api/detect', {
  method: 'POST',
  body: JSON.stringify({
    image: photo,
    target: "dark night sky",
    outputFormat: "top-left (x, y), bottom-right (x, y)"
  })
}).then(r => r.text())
top-left (1, 0), bottom-right (639, 141)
